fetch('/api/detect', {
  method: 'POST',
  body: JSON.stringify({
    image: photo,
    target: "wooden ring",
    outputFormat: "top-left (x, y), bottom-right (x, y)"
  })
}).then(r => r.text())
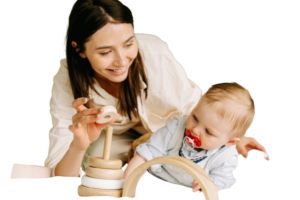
top-left (78, 185), bottom-right (122, 197)
top-left (85, 167), bottom-right (124, 180)
top-left (81, 175), bottom-right (124, 189)
top-left (122, 156), bottom-right (219, 199)
top-left (89, 157), bottom-right (122, 169)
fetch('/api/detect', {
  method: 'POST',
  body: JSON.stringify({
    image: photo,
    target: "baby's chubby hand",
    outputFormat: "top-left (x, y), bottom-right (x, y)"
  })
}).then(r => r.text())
top-left (192, 179), bottom-right (202, 192)
top-left (191, 179), bottom-right (222, 194)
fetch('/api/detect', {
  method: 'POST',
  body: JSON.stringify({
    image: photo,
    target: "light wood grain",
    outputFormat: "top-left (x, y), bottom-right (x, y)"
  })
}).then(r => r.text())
top-left (85, 167), bottom-right (124, 180)
top-left (103, 126), bottom-right (113, 160)
top-left (89, 157), bottom-right (122, 169)
top-left (78, 185), bottom-right (122, 197)
top-left (122, 156), bottom-right (219, 200)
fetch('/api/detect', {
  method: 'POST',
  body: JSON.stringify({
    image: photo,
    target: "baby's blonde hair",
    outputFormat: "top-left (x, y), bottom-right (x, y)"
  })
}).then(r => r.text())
top-left (201, 82), bottom-right (255, 137)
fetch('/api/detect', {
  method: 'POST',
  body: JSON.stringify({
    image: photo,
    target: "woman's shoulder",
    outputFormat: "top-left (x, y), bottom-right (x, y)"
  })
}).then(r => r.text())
top-left (135, 33), bottom-right (170, 54)
top-left (59, 58), bottom-right (68, 69)
top-left (52, 58), bottom-right (70, 84)
top-left (55, 58), bottom-right (68, 75)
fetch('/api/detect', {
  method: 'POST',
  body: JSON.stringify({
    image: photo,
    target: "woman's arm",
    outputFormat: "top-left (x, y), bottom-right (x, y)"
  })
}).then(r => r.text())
top-left (123, 153), bottom-right (146, 180)
top-left (55, 142), bottom-right (86, 177)
top-left (46, 60), bottom-right (119, 177)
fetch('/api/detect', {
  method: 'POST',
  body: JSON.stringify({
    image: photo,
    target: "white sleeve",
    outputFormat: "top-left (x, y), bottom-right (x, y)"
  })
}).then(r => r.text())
top-left (136, 118), bottom-right (179, 172)
top-left (135, 34), bottom-right (202, 132)
top-left (44, 59), bottom-right (77, 176)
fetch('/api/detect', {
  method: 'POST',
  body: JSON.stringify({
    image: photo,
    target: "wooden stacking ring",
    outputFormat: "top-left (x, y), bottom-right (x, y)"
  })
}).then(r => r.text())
top-left (122, 156), bottom-right (219, 200)
top-left (78, 185), bottom-right (122, 197)
top-left (85, 167), bottom-right (124, 180)
top-left (81, 175), bottom-right (124, 189)
top-left (89, 157), bottom-right (122, 169)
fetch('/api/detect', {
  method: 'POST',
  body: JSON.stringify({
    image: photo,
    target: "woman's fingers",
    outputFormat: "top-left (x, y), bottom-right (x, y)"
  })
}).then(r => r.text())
top-left (72, 97), bottom-right (89, 112)
top-left (72, 107), bottom-right (103, 122)
top-left (73, 112), bottom-right (103, 125)
top-left (68, 123), bottom-right (82, 138)
top-left (72, 105), bottom-right (103, 123)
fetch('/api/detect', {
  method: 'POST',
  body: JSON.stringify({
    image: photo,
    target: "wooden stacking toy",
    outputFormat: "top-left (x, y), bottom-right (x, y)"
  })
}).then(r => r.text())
top-left (77, 105), bottom-right (219, 199)
top-left (78, 126), bottom-right (124, 198)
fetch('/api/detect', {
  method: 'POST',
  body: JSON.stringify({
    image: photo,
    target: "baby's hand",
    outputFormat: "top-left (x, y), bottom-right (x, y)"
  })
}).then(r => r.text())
top-left (191, 179), bottom-right (222, 194)
top-left (192, 179), bottom-right (202, 193)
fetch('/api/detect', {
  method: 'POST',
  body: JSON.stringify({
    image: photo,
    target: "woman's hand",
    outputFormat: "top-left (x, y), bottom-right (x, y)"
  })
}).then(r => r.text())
top-left (68, 97), bottom-right (119, 152)
top-left (236, 137), bottom-right (269, 160)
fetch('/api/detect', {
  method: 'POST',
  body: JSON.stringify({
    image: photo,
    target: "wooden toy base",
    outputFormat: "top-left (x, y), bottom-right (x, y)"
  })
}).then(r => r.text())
top-left (78, 185), bottom-right (122, 197)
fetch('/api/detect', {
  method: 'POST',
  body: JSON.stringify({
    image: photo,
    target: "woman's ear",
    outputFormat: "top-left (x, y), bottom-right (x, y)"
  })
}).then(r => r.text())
top-left (71, 41), bottom-right (77, 49)
top-left (225, 137), bottom-right (240, 147)
top-left (71, 41), bottom-right (87, 58)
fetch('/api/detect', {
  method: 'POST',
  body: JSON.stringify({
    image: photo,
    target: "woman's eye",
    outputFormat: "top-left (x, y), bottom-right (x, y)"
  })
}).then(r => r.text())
top-left (100, 51), bottom-right (110, 55)
top-left (126, 43), bottom-right (133, 48)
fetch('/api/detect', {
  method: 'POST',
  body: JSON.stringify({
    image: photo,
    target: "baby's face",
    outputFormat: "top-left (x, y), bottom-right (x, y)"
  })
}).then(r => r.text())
top-left (185, 100), bottom-right (234, 150)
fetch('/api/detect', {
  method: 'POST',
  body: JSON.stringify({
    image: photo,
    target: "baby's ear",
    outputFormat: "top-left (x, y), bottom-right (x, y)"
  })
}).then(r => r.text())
top-left (225, 137), bottom-right (240, 147)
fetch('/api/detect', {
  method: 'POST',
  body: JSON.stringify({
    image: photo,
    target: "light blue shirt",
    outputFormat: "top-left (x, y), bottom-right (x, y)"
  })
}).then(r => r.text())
top-left (136, 117), bottom-right (238, 189)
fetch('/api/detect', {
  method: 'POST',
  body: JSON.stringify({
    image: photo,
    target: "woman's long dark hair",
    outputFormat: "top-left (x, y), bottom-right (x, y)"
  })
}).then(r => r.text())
top-left (66, 0), bottom-right (148, 120)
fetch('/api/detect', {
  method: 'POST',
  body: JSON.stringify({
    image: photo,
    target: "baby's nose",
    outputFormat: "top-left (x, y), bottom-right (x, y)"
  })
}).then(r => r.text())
top-left (192, 132), bottom-right (201, 137)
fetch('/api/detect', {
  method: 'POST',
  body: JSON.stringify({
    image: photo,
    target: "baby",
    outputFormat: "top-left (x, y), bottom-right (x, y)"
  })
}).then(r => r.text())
top-left (123, 82), bottom-right (255, 191)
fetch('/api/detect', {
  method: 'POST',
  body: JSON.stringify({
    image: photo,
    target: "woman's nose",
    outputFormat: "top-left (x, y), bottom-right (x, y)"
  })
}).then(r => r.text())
top-left (114, 51), bottom-right (127, 67)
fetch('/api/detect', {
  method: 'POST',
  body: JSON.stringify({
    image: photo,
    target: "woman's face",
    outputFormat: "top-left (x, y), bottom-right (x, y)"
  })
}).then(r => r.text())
top-left (79, 23), bottom-right (138, 83)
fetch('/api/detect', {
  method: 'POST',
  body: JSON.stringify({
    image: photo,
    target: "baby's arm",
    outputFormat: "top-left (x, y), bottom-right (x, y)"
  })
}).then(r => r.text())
top-left (123, 153), bottom-right (146, 180)
top-left (124, 118), bottom-right (179, 180)
top-left (208, 155), bottom-right (238, 190)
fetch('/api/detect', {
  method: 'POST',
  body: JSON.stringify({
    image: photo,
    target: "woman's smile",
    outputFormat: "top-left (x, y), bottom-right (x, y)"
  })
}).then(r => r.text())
top-left (107, 66), bottom-right (127, 75)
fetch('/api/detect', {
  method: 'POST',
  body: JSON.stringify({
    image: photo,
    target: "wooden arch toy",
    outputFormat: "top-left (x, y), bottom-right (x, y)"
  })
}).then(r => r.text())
top-left (122, 156), bottom-right (219, 200)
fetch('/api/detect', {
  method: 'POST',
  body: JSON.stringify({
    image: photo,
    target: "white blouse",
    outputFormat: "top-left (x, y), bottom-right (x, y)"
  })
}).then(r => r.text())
top-left (28, 33), bottom-right (202, 177)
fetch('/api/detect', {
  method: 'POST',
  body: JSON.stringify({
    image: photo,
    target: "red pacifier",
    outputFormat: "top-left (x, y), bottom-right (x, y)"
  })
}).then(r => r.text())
top-left (185, 129), bottom-right (201, 147)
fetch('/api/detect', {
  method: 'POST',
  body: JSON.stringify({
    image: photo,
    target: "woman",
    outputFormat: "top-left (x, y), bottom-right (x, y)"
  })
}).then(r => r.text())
top-left (45, 0), bottom-right (268, 177)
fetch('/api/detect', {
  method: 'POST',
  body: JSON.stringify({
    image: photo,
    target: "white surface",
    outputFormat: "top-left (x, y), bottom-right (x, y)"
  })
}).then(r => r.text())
top-left (81, 175), bottom-right (124, 189)
top-left (96, 105), bottom-right (117, 124)
top-left (9, 162), bottom-right (52, 180)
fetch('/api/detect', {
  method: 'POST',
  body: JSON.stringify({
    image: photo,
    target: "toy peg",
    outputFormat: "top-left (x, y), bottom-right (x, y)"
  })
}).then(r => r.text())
top-left (103, 125), bottom-right (113, 160)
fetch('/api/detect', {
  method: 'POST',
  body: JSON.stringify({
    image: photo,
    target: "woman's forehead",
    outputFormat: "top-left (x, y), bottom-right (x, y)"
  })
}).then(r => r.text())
top-left (88, 23), bottom-right (134, 47)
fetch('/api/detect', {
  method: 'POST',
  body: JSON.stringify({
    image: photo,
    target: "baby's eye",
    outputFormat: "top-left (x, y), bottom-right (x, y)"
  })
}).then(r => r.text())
top-left (193, 115), bottom-right (198, 122)
top-left (205, 129), bottom-right (211, 135)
